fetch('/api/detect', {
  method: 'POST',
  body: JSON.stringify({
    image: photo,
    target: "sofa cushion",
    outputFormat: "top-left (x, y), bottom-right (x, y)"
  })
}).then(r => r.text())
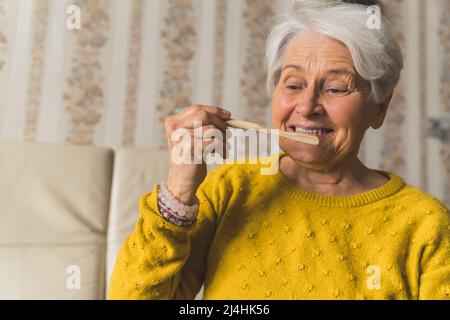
top-left (106, 148), bottom-right (169, 289)
top-left (0, 141), bottom-right (113, 299)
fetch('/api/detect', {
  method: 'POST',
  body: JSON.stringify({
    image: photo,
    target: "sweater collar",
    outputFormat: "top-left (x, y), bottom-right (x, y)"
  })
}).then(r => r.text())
top-left (270, 151), bottom-right (405, 208)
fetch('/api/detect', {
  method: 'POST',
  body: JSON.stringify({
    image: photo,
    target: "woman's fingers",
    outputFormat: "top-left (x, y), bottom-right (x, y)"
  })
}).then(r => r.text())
top-left (165, 105), bottom-right (231, 143)
top-left (180, 127), bottom-right (228, 145)
top-left (164, 104), bottom-right (232, 157)
top-left (184, 107), bottom-right (230, 131)
top-left (182, 104), bottom-right (231, 121)
top-left (164, 105), bottom-right (231, 203)
top-left (169, 127), bottom-right (228, 160)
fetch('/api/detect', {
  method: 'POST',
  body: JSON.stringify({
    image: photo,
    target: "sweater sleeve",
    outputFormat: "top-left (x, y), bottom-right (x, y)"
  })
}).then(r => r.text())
top-left (418, 205), bottom-right (450, 300)
top-left (108, 180), bottom-right (218, 300)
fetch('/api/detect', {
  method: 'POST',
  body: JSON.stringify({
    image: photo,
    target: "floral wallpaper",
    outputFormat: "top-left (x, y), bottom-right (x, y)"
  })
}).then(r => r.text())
top-left (212, 0), bottom-right (227, 107)
top-left (0, 0), bottom-right (6, 73)
top-left (439, 0), bottom-right (450, 205)
top-left (378, 0), bottom-right (407, 178)
top-left (418, 0), bottom-right (428, 192)
top-left (64, 0), bottom-right (111, 144)
top-left (24, 0), bottom-right (49, 140)
top-left (241, 0), bottom-right (274, 125)
top-left (0, 0), bottom-right (448, 206)
top-left (122, 0), bottom-right (144, 146)
top-left (156, 0), bottom-right (197, 148)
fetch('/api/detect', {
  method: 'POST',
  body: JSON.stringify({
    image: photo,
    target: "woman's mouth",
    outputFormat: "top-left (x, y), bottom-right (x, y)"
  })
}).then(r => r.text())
top-left (288, 126), bottom-right (335, 140)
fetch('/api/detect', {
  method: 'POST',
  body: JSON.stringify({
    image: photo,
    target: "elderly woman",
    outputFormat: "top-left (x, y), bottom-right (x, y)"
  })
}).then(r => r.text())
top-left (109, 0), bottom-right (449, 300)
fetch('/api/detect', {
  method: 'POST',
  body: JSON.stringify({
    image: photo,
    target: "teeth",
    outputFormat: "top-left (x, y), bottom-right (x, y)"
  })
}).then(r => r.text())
top-left (295, 127), bottom-right (330, 136)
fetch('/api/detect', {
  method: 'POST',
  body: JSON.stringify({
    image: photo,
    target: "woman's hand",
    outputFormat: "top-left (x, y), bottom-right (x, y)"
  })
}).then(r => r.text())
top-left (164, 104), bottom-right (231, 205)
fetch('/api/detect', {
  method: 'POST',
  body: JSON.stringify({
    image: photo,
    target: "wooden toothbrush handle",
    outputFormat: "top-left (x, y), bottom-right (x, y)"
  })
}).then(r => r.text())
top-left (226, 119), bottom-right (319, 145)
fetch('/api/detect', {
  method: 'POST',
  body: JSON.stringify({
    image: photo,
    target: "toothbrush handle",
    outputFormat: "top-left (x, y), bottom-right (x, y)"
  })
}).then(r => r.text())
top-left (226, 119), bottom-right (319, 145)
top-left (261, 129), bottom-right (319, 145)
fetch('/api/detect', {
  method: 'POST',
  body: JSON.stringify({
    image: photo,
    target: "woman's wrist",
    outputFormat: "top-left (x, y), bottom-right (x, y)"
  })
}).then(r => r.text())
top-left (166, 177), bottom-right (199, 206)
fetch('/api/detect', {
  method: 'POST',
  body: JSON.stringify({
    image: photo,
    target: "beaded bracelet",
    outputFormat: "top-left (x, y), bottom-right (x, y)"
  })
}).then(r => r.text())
top-left (157, 183), bottom-right (199, 226)
top-left (158, 182), bottom-right (199, 220)
top-left (158, 200), bottom-right (194, 227)
top-left (158, 199), bottom-right (192, 222)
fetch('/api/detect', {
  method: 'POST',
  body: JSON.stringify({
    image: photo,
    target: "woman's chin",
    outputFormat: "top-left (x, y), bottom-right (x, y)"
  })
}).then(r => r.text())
top-left (281, 142), bottom-right (332, 166)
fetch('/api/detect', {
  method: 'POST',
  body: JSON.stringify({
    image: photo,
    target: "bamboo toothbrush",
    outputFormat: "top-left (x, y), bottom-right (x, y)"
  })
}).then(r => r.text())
top-left (225, 119), bottom-right (319, 145)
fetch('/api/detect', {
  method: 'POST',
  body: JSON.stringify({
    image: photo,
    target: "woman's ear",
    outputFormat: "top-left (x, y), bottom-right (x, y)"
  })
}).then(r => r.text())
top-left (370, 92), bottom-right (393, 130)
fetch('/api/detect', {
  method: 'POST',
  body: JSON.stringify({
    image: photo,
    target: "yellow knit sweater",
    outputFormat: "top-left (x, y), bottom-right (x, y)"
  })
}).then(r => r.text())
top-left (109, 152), bottom-right (450, 300)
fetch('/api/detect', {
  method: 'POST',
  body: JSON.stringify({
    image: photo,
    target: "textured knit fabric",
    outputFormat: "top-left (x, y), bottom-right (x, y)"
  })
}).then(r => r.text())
top-left (108, 152), bottom-right (450, 300)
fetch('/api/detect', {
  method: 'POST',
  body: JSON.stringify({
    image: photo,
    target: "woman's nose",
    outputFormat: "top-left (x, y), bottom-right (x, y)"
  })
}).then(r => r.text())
top-left (294, 86), bottom-right (325, 117)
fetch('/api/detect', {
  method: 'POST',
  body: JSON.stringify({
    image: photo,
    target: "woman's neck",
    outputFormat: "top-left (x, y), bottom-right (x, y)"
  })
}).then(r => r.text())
top-left (279, 154), bottom-right (388, 196)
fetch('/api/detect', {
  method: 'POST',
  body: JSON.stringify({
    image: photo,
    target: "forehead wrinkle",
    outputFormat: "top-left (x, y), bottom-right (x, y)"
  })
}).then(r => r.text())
top-left (282, 63), bottom-right (356, 80)
top-left (306, 53), bottom-right (320, 74)
top-left (284, 51), bottom-right (354, 75)
top-left (283, 33), bottom-right (355, 76)
top-left (285, 53), bottom-right (354, 70)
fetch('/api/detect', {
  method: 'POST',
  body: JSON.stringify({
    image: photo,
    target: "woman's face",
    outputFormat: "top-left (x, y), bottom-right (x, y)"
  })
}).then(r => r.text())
top-left (272, 32), bottom-right (387, 171)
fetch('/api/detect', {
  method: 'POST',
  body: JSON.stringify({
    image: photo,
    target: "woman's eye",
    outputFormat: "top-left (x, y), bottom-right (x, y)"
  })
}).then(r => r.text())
top-left (326, 88), bottom-right (347, 94)
top-left (286, 85), bottom-right (303, 91)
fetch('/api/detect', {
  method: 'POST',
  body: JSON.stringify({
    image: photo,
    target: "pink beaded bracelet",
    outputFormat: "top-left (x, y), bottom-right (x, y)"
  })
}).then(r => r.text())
top-left (158, 182), bottom-right (199, 220)
top-left (158, 200), bottom-right (194, 227)
top-left (158, 200), bottom-right (192, 222)
top-left (157, 183), bottom-right (199, 226)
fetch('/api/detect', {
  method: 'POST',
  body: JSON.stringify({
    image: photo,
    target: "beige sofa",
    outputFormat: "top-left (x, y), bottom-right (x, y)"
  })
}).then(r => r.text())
top-left (0, 140), bottom-right (209, 299)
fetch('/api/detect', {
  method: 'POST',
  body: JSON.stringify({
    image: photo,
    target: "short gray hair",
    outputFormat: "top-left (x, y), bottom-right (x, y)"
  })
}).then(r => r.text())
top-left (265, 0), bottom-right (403, 103)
